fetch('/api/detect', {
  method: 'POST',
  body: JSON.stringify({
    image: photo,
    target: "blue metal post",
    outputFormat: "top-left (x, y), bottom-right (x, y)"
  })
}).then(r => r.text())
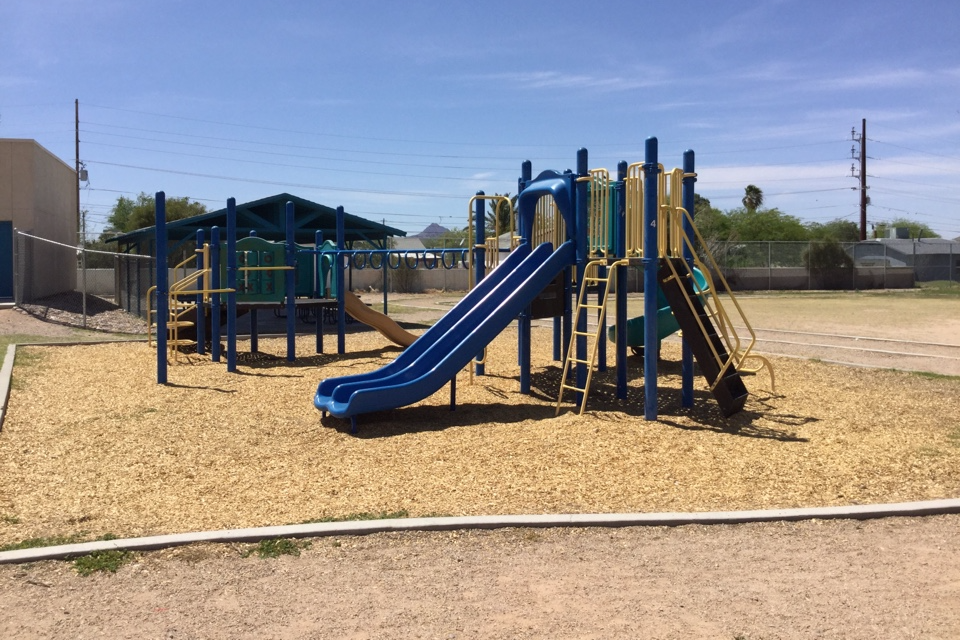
top-left (285, 202), bottom-right (296, 361)
top-left (210, 226), bottom-right (222, 363)
top-left (195, 229), bottom-right (206, 357)
top-left (155, 192), bottom-right (167, 385)
top-left (336, 206), bottom-right (346, 355)
top-left (681, 150), bottom-right (696, 408)
top-left (615, 160), bottom-right (628, 399)
top-left (575, 149), bottom-right (589, 408)
top-left (226, 198), bottom-right (238, 372)
top-left (473, 191), bottom-right (486, 377)
top-left (643, 137), bottom-right (660, 420)
top-left (315, 230), bottom-right (324, 354)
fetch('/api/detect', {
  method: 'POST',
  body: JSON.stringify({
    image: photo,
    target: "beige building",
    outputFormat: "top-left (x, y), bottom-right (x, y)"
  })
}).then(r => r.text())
top-left (0, 139), bottom-right (78, 301)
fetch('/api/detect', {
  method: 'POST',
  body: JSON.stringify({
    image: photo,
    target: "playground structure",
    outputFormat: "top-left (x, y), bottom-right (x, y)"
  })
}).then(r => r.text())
top-left (149, 199), bottom-right (467, 383)
top-left (315, 139), bottom-right (774, 431)
top-left (149, 139), bottom-right (774, 428)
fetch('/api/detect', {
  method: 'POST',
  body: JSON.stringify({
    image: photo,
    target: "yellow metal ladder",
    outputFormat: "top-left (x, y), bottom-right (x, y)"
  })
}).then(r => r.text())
top-left (556, 258), bottom-right (628, 415)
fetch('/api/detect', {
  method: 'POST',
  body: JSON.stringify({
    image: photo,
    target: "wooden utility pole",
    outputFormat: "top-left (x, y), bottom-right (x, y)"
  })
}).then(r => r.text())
top-left (75, 99), bottom-right (80, 232)
top-left (859, 119), bottom-right (867, 241)
top-left (75, 99), bottom-right (87, 327)
top-left (851, 119), bottom-right (868, 240)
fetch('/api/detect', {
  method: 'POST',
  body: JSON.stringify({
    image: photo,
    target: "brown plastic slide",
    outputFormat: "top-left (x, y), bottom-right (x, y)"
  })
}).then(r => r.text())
top-left (342, 290), bottom-right (417, 348)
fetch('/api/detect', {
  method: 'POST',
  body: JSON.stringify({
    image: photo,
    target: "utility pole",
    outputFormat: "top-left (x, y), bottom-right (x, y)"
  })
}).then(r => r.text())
top-left (75, 99), bottom-right (81, 233)
top-left (75, 99), bottom-right (87, 328)
top-left (850, 119), bottom-right (868, 240)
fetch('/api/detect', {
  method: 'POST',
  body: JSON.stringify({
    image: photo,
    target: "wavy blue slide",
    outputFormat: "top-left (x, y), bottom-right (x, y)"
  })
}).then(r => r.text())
top-left (315, 241), bottom-right (575, 426)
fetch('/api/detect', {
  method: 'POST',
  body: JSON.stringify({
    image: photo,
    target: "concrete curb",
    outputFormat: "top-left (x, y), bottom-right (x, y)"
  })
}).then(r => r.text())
top-left (0, 344), bottom-right (15, 431)
top-left (2, 498), bottom-right (959, 565)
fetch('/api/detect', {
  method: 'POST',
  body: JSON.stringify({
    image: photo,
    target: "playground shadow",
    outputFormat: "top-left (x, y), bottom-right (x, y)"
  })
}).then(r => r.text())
top-left (164, 381), bottom-right (238, 394)
top-left (231, 345), bottom-right (406, 371)
top-left (529, 363), bottom-right (813, 443)
top-left (321, 399), bottom-right (559, 439)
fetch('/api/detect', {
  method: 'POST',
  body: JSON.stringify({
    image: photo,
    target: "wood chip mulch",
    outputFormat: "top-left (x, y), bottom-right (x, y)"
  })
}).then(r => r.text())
top-left (0, 327), bottom-right (958, 544)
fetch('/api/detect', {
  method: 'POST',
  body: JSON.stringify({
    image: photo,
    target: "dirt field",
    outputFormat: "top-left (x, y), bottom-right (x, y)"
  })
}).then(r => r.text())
top-left (0, 292), bottom-right (958, 638)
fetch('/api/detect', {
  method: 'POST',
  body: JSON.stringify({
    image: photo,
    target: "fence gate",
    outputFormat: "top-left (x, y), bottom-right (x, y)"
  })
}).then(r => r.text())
top-left (0, 221), bottom-right (12, 300)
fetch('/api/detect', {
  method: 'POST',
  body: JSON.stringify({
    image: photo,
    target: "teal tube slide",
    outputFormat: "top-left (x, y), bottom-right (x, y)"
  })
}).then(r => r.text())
top-left (609, 267), bottom-right (708, 353)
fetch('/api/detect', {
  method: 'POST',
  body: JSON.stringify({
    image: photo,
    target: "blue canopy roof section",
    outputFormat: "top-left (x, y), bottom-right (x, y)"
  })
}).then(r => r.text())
top-left (108, 193), bottom-right (406, 255)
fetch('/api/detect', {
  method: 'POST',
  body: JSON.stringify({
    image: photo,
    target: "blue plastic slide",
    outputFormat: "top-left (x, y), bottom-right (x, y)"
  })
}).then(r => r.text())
top-left (315, 241), bottom-right (575, 423)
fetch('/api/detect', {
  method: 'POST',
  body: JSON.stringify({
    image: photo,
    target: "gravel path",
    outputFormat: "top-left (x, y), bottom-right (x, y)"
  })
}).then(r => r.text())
top-left (1, 516), bottom-right (958, 639)
top-left (1, 292), bottom-right (958, 638)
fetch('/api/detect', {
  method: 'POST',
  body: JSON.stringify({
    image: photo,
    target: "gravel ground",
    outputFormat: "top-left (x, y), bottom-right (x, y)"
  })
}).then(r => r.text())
top-left (0, 292), bottom-right (958, 638)
top-left (1, 516), bottom-right (958, 639)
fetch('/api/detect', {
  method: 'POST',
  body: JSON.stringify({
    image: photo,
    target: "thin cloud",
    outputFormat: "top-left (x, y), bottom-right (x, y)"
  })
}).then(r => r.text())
top-left (818, 68), bottom-right (931, 91)
top-left (474, 70), bottom-right (669, 92)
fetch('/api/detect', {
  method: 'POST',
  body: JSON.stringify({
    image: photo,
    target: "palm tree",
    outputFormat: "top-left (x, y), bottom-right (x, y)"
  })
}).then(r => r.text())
top-left (742, 185), bottom-right (764, 212)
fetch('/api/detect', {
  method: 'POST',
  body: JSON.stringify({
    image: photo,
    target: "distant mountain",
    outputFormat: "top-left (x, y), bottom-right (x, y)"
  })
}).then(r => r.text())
top-left (415, 223), bottom-right (450, 239)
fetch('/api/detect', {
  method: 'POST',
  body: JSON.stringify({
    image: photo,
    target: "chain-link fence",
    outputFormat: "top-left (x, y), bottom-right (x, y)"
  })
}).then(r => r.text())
top-left (704, 240), bottom-right (958, 290)
top-left (12, 230), bottom-right (149, 333)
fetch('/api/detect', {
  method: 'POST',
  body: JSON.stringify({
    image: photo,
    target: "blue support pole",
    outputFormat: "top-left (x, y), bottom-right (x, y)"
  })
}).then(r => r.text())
top-left (643, 137), bottom-right (660, 420)
top-left (380, 225), bottom-right (389, 314)
top-left (155, 192), bottom-right (167, 385)
top-left (195, 229), bottom-right (206, 357)
top-left (615, 160), bottom-right (628, 399)
top-left (574, 149), bottom-right (590, 408)
top-left (285, 202), bottom-right (296, 362)
top-left (210, 226), bottom-right (222, 363)
top-left (681, 150), bottom-right (697, 408)
top-left (226, 198), bottom-right (238, 373)
top-left (336, 206), bottom-right (346, 355)
top-left (315, 230), bottom-right (324, 354)
top-left (473, 191), bottom-right (486, 377)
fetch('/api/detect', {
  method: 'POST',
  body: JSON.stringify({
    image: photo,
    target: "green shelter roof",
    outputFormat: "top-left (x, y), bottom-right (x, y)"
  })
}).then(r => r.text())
top-left (108, 193), bottom-right (406, 252)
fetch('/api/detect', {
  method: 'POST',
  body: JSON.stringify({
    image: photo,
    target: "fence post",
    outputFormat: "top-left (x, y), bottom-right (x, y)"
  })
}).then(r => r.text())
top-left (80, 235), bottom-right (87, 329)
top-left (767, 241), bottom-right (772, 291)
top-left (12, 229), bottom-right (19, 305)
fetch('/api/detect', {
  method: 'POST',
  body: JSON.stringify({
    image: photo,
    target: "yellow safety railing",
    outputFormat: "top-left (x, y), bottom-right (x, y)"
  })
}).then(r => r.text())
top-left (147, 244), bottom-right (235, 363)
top-left (467, 194), bottom-right (517, 289)
top-left (532, 194), bottom-right (564, 249)
top-left (657, 202), bottom-right (776, 390)
top-left (587, 169), bottom-right (612, 258)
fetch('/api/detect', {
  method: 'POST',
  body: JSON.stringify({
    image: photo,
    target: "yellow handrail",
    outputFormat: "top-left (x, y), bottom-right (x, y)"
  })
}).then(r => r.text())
top-left (659, 204), bottom-right (775, 390)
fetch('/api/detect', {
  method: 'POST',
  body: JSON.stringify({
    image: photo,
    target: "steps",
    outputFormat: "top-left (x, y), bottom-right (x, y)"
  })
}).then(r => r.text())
top-left (657, 258), bottom-right (748, 417)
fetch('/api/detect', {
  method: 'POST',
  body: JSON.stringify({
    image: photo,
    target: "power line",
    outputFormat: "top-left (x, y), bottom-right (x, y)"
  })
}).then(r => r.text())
top-left (84, 102), bottom-right (580, 149)
top-left (82, 121), bottom-right (542, 162)
top-left (85, 159), bottom-right (472, 200)
top-left (82, 140), bottom-right (517, 184)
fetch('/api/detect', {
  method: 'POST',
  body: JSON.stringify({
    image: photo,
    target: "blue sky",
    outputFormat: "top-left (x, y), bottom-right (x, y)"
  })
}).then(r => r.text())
top-left (3, 0), bottom-right (960, 240)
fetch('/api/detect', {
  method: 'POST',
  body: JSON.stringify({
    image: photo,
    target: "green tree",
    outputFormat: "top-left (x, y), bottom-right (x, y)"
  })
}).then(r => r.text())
top-left (692, 194), bottom-right (731, 241)
top-left (741, 185), bottom-right (764, 212)
top-left (726, 207), bottom-right (808, 241)
top-left (803, 238), bottom-right (855, 289)
top-left (102, 192), bottom-right (207, 238)
top-left (806, 219), bottom-right (860, 242)
top-left (873, 217), bottom-right (941, 239)
top-left (82, 238), bottom-right (117, 268)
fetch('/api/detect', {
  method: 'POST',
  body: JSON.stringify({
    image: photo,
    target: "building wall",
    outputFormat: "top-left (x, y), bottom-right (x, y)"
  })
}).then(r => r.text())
top-left (0, 139), bottom-right (78, 299)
